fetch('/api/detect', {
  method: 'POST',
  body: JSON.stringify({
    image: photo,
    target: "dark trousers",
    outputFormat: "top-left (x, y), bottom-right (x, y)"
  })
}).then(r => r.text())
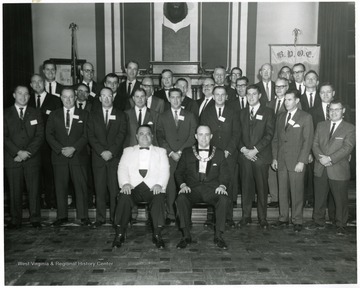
top-left (240, 157), bottom-right (269, 221)
top-left (225, 154), bottom-right (237, 221)
top-left (304, 161), bottom-right (314, 204)
top-left (5, 165), bottom-right (41, 224)
top-left (114, 182), bottom-right (165, 231)
top-left (93, 163), bottom-right (119, 223)
top-left (40, 144), bottom-right (56, 208)
top-left (313, 169), bottom-right (349, 227)
top-left (176, 185), bottom-right (228, 233)
top-left (166, 158), bottom-right (179, 220)
top-left (53, 164), bottom-right (88, 220)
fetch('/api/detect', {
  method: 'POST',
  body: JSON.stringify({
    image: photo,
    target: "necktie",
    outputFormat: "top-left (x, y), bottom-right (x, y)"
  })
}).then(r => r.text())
top-left (79, 103), bottom-right (83, 110)
top-left (275, 99), bottom-right (281, 114)
top-left (19, 108), bottom-right (24, 120)
top-left (199, 99), bottom-right (209, 115)
top-left (138, 109), bottom-right (142, 126)
top-left (266, 82), bottom-right (270, 101)
top-left (127, 82), bottom-right (132, 96)
top-left (241, 97), bottom-right (244, 110)
top-left (329, 123), bottom-right (336, 140)
top-left (66, 109), bottom-right (70, 133)
top-left (298, 84), bottom-right (302, 93)
top-left (174, 110), bottom-right (179, 127)
top-left (218, 107), bottom-right (222, 118)
top-left (36, 95), bottom-right (41, 108)
top-left (250, 107), bottom-right (254, 120)
top-left (285, 113), bottom-right (291, 130)
top-left (49, 82), bottom-right (52, 94)
top-left (309, 93), bottom-right (313, 108)
top-left (326, 104), bottom-right (330, 120)
top-left (105, 109), bottom-right (109, 126)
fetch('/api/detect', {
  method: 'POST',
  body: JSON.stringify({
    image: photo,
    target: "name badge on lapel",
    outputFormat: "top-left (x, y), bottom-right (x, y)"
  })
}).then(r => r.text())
top-left (46, 110), bottom-right (52, 115)
top-left (256, 115), bottom-right (263, 120)
top-left (109, 115), bottom-right (116, 120)
top-left (181, 106), bottom-right (185, 109)
top-left (73, 115), bottom-right (79, 119)
top-left (288, 119), bottom-right (295, 126)
top-left (30, 120), bottom-right (38, 125)
top-left (219, 116), bottom-right (226, 122)
top-left (178, 115), bottom-right (185, 121)
top-left (90, 92), bottom-right (96, 97)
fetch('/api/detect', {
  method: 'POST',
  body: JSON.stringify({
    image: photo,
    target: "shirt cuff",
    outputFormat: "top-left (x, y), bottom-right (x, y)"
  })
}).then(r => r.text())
top-left (219, 184), bottom-right (227, 190)
top-left (180, 183), bottom-right (187, 189)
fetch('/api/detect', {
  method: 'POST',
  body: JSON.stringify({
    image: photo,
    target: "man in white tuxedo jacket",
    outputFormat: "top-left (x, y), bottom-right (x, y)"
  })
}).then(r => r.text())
top-left (113, 124), bottom-right (170, 249)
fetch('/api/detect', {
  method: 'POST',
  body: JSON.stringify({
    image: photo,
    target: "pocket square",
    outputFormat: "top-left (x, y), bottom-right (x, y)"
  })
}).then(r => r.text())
top-left (293, 124), bottom-right (300, 128)
top-left (212, 163), bottom-right (218, 166)
top-left (78, 120), bottom-right (83, 124)
top-left (147, 121), bottom-right (153, 125)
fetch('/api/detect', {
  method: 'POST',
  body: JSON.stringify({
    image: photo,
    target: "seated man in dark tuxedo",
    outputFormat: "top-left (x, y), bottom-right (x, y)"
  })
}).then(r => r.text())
top-left (4, 85), bottom-right (44, 229)
top-left (175, 125), bottom-right (230, 249)
top-left (154, 69), bottom-right (173, 104)
top-left (113, 125), bottom-right (170, 249)
top-left (42, 59), bottom-right (64, 97)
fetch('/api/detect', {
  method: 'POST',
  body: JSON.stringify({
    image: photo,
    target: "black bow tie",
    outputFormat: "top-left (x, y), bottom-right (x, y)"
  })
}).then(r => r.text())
top-left (198, 149), bottom-right (209, 152)
top-left (139, 147), bottom-right (149, 150)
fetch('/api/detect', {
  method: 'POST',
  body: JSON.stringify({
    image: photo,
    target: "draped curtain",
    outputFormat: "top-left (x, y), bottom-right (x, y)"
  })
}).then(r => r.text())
top-left (317, 2), bottom-right (350, 105)
top-left (3, 4), bottom-right (34, 108)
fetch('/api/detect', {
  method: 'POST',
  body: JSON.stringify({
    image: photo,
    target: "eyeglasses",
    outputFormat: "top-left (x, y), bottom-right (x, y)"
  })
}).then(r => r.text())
top-left (203, 84), bottom-right (215, 88)
top-left (236, 84), bottom-right (247, 88)
top-left (83, 69), bottom-right (94, 73)
top-left (293, 70), bottom-right (304, 74)
top-left (275, 85), bottom-right (287, 89)
top-left (329, 108), bottom-right (343, 112)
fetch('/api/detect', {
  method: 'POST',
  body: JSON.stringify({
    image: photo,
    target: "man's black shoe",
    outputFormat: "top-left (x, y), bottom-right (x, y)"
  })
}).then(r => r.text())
top-left (294, 224), bottom-right (302, 232)
top-left (6, 223), bottom-right (21, 230)
top-left (259, 220), bottom-right (269, 229)
top-left (51, 218), bottom-right (68, 227)
top-left (176, 237), bottom-right (192, 249)
top-left (305, 222), bottom-right (325, 230)
top-left (112, 234), bottom-right (125, 248)
top-left (336, 226), bottom-right (346, 235)
top-left (214, 236), bottom-right (228, 249)
top-left (226, 220), bottom-right (236, 228)
top-left (152, 234), bottom-right (165, 249)
top-left (267, 201), bottom-right (279, 208)
top-left (81, 218), bottom-right (91, 226)
top-left (238, 217), bottom-right (252, 227)
top-left (271, 220), bottom-right (289, 228)
top-left (91, 221), bottom-right (105, 229)
top-left (32, 222), bottom-right (42, 229)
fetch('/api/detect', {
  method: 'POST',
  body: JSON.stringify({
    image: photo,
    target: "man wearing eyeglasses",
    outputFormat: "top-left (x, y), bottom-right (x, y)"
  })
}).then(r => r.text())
top-left (311, 100), bottom-right (355, 235)
top-left (79, 62), bottom-right (97, 97)
top-left (75, 84), bottom-right (93, 112)
top-left (197, 78), bottom-right (215, 116)
top-left (229, 76), bottom-right (249, 112)
top-left (290, 63), bottom-right (306, 94)
top-left (140, 77), bottom-right (165, 114)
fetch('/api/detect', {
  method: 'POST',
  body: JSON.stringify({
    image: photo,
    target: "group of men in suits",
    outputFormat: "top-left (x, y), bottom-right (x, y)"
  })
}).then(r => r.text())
top-left (5, 59), bottom-right (355, 239)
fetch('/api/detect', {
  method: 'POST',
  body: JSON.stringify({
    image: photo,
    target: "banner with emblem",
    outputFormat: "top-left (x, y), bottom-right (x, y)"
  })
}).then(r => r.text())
top-left (270, 44), bottom-right (321, 80)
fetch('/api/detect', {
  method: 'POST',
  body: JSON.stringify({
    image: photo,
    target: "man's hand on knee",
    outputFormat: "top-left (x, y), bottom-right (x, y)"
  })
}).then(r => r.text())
top-left (121, 184), bottom-right (132, 195)
top-left (179, 183), bottom-right (191, 194)
top-left (151, 184), bottom-right (162, 195)
top-left (215, 185), bottom-right (228, 195)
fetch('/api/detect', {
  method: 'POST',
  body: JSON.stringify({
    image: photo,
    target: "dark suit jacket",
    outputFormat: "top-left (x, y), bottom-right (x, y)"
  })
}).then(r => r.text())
top-left (226, 86), bottom-right (237, 102)
top-left (174, 146), bottom-right (230, 190)
top-left (4, 106), bottom-right (44, 168)
top-left (87, 107), bottom-right (127, 167)
top-left (124, 107), bottom-right (159, 147)
top-left (228, 96), bottom-right (247, 113)
top-left (76, 100), bottom-right (93, 112)
top-left (46, 107), bottom-right (89, 165)
top-left (156, 108), bottom-right (198, 154)
top-left (239, 105), bottom-right (275, 164)
top-left (154, 89), bottom-right (170, 104)
top-left (73, 81), bottom-right (98, 95)
top-left (181, 96), bottom-right (199, 118)
top-left (267, 97), bottom-right (302, 116)
top-left (312, 120), bottom-right (355, 181)
top-left (255, 81), bottom-right (276, 106)
top-left (272, 109), bottom-right (314, 171)
top-left (300, 91), bottom-right (321, 112)
top-left (128, 95), bottom-right (165, 114)
top-left (200, 103), bottom-right (240, 155)
top-left (28, 92), bottom-right (62, 123)
top-left (118, 80), bottom-right (142, 111)
top-left (197, 97), bottom-right (214, 116)
top-left (46, 81), bottom-right (63, 96)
